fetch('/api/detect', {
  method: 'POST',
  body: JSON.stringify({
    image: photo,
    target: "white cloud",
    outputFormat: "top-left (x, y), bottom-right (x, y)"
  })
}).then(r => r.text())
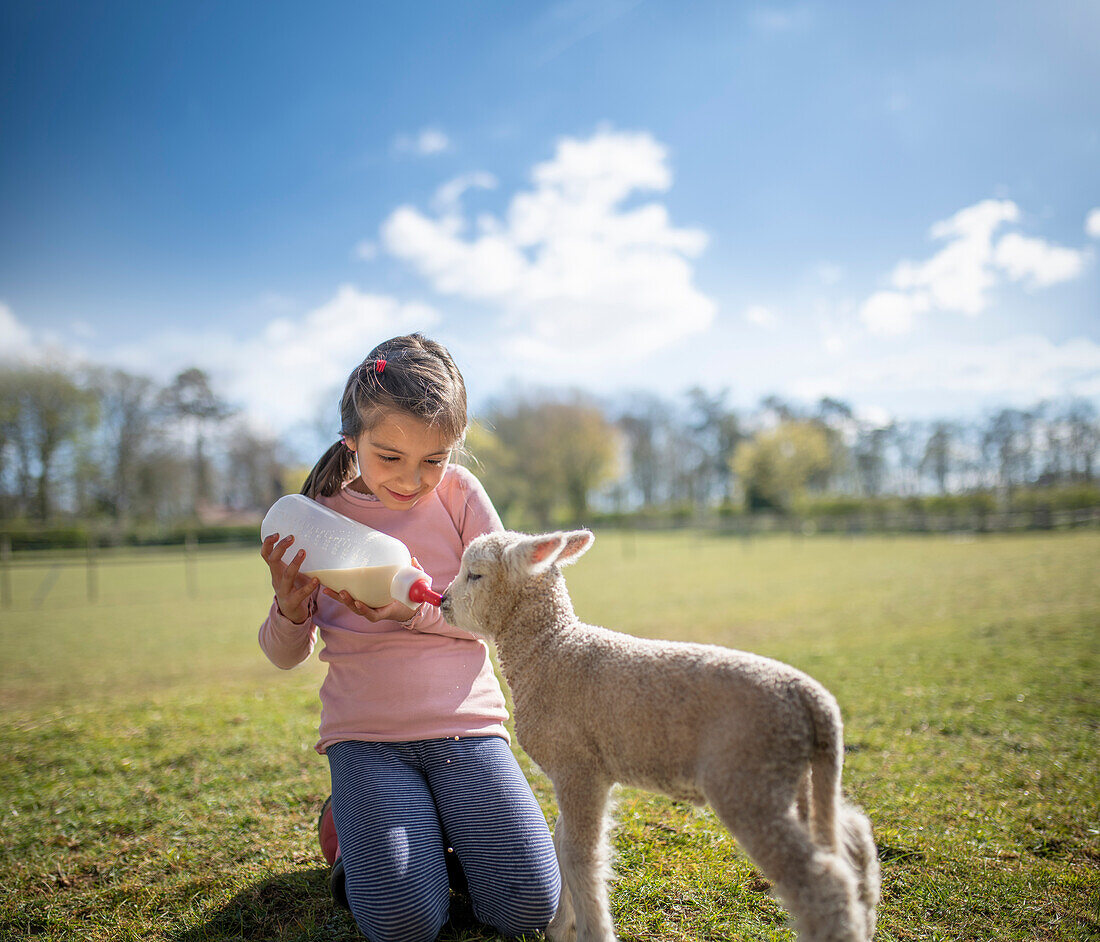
top-left (859, 198), bottom-right (1090, 334)
top-left (222, 287), bottom-right (440, 430)
top-left (1086, 208), bottom-right (1100, 239)
top-left (813, 262), bottom-right (844, 285)
top-left (891, 198), bottom-right (1018, 315)
top-left (0, 302), bottom-right (33, 357)
top-left (431, 172), bottom-right (497, 215)
top-left (792, 334), bottom-right (1100, 408)
top-left (355, 241), bottom-right (378, 261)
top-left (394, 128), bottom-right (452, 156)
top-left (855, 404), bottom-right (893, 428)
top-left (74, 287), bottom-right (441, 435)
top-left (0, 305), bottom-right (74, 365)
top-left (69, 320), bottom-right (97, 340)
top-left (859, 290), bottom-right (930, 336)
top-left (744, 304), bottom-right (778, 328)
top-left (380, 128), bottom-right (715, 372)
top-left (384, 205), bottom-right (528, 298)
top-left (993, 232), bottom-right (1088, 287)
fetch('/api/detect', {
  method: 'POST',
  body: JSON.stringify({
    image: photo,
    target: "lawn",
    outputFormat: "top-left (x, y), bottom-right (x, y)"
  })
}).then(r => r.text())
top-left (0, 530), bottom-right (1097, 941)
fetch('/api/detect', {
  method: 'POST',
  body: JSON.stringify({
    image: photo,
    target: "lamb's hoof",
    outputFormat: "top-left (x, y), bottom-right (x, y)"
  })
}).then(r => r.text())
top-left (547, 912), bottom-right (576, 942)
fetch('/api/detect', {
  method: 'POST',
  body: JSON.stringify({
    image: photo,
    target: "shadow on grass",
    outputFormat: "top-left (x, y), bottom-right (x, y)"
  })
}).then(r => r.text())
top-left (168, 868), bottom-right (360, 942)
top-left (168, 868), bottom-right (507, 942)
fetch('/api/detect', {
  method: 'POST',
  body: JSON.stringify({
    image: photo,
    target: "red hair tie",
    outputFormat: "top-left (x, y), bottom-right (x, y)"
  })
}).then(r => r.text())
top-left (374, 359), bottom-right (386, 373)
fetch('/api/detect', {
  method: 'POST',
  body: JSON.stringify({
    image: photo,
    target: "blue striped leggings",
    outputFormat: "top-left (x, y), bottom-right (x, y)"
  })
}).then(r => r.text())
top-left (327, 737), bottom-right (560, 942)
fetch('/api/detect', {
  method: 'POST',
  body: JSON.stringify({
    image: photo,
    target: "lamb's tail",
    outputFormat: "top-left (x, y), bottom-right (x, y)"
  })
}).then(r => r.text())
top-left (803, 683), bottom-right (844, 853)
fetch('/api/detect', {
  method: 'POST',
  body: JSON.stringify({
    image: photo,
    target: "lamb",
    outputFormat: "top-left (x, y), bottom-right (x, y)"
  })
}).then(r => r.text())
top-left (440, 529), bottom-right (880, 942)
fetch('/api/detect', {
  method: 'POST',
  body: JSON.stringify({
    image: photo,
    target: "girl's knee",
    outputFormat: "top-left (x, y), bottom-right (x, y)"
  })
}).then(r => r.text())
top-left (345, 866), bottom-right (450, 942)
top-left (477, 871), bottom-right (561, 938)
top-left (351, 901), bottom-right (449, 942)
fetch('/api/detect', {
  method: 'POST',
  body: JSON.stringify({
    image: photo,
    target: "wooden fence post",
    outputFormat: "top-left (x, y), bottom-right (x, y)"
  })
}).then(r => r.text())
top-left (185, 534), bottom-right (198, 597)
top-left (86, 532), bottom-right (98, 603)
top-left (1, 535), bottom-right (10, 609)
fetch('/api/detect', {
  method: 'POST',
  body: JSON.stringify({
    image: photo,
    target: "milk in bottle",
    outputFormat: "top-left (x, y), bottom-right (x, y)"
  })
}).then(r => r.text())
top-left (260, 494), bottom-right (443, 608)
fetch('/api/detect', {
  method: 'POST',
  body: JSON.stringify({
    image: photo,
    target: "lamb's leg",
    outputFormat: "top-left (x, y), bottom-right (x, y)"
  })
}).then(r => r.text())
top-left (838, 802), bottom-right (880, 939)
top-left (795, 767), bottom-right (812, 827)
top-left (546, 817), bottom-right (576, 942)
top-left (550, 775), bottom-right (616, 942)
top-left (714, 799), bottom-right (865, 942)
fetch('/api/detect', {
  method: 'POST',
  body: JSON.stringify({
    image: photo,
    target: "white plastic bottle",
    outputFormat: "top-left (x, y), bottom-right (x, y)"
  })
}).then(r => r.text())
top-left (260, 494), bottom-right (443, 609)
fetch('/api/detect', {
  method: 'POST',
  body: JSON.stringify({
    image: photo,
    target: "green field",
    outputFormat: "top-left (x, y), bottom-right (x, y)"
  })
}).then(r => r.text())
top-left (1, 531), bottom-right (1097, 941)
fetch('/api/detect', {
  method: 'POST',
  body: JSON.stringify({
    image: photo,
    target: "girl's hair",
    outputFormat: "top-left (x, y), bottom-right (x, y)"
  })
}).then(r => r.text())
top-left (300, 333), bottom-right (468, 499)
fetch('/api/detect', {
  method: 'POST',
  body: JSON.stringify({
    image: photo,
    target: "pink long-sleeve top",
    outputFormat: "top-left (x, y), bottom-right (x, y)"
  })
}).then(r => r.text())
top-left (258, 464), bottom-right (510, 753)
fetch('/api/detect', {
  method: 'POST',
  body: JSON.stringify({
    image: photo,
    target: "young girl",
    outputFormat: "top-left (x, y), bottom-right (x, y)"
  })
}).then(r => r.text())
top-left (259, 334), bottom-right (560, 942)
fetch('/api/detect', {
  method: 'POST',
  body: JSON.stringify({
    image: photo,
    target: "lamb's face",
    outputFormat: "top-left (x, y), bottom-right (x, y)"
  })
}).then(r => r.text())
top-left (441, 529), bottom-right (595, 638)
top-left (439, 533), bottom-right (512, 637)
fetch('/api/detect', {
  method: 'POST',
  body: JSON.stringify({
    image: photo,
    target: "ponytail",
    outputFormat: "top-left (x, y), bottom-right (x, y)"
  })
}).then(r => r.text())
top-left (300, 440), bottom-right (357, 499)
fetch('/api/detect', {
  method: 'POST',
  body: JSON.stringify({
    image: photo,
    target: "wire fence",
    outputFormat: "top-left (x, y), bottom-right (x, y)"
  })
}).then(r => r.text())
top-left (0, 537), bottom-right (256, 609)
top-left (2, 505), bottom-right (1097, 609)
top-left (693, 505), bottom-right (1100, 536)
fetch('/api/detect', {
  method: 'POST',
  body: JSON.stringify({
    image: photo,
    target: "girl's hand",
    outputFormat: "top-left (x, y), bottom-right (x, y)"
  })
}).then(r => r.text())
top-left (260, 533), bottom-right (319, 624)
top-left (321, 589), bottom-right (419, 623)
top-left (321, 556), bottom-right (426, 624)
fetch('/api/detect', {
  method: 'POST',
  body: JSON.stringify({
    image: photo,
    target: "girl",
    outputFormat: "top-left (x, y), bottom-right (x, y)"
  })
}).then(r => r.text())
top-left (259, 334), bottom-right (560, 942)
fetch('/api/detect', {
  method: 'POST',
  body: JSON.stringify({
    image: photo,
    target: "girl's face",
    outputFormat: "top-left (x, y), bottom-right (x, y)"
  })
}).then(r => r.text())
top-left (346, 411), bottom-right (455, 511)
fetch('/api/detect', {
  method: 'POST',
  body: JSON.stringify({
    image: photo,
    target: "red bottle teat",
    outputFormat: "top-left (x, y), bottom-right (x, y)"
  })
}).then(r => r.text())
top-left (408, 579), bottom-right (443, 607)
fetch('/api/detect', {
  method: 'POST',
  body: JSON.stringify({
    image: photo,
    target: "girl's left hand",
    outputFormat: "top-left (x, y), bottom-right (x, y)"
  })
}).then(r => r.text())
top-left (322, 589), bottom-right (419, 623)
top-left (322, 557), bottom-right (425, 624)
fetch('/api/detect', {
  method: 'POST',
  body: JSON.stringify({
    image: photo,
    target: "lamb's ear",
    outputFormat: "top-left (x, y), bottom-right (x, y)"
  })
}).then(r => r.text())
top-left (503, 532), bottom-right (566, 577)
top-left (555, 529), bottom-right (594, 566)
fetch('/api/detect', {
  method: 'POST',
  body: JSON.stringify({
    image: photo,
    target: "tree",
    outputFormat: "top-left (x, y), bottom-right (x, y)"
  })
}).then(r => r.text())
top-left (552, 398), bottom-right (620, 521)
top-left (2, 365), bottom-right (97, 520)
top-left (84, 367), bottom-right (160, 522)
top-left (461, 421), bottom-right (525, 523)
top-left (759, 394), bottom-right (797, 423)
top-left (732, 420), bottom-right (834, 512)
top-left (1062, 400), bottom-right (1099, 482)
top-left (813, 398), bottom-right (858, 495)
top-left (686, 387), bottom-right (743, 506)
top-left (983, 408), bottom-right (1035, 491)
top-left (479, 391), bottom-right (619, 528)
top-left (0, 368), bottom-right (30, 517)
top-left (616, 394), bottom-right (671, 508)
top-left (133, 447), bottom-right (192, 522)
top-left (815, 397), bottom-right (854, 425)
top-left (921, 421), bottom-right (956, 494)
top-left (852, 424), bottom-right (892, 497)
top-left (159, 368), bottom-right (234, 515)
top-left (223, 422), bottom-right (284, 511)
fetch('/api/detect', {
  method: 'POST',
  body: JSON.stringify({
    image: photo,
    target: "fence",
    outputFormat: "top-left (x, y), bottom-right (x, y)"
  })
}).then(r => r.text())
top-left (0, 536), bottom-right (254, 609)
top-left (2, 505), bottom-right (1098, 609)
top-left (594, 505), bottom-right (1100, 536)
top-left (702, 505), bottom-right (1100, 536)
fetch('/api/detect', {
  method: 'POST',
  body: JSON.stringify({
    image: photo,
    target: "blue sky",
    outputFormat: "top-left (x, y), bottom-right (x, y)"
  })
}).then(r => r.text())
top-left (2, 0), bottom-right (1098, 438)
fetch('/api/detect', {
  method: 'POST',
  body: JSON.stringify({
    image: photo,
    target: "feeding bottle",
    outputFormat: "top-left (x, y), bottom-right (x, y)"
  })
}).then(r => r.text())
top-left (260, 494), bottom-right (443, 609)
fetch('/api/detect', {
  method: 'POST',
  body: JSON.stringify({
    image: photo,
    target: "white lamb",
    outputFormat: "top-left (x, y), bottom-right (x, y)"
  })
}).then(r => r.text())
top-left (440, 529), bottom-right (880, 942)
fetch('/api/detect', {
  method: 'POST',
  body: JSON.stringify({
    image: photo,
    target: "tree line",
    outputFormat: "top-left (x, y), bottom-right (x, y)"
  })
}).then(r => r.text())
top-left (1, 362), bottom-right (1098, 533)
top-left (0, 363), bottom-right (282, 527)
top-left (472, 388), bottom-right (1099, 528)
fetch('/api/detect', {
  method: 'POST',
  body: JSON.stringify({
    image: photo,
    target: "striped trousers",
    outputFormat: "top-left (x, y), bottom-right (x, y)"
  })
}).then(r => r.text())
top-left (327, 737), bottom-right (560, 941)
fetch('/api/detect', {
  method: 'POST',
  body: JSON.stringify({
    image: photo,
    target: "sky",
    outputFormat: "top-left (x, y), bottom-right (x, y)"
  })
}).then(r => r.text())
top-left (2, 0), bottom-right (1098, 444)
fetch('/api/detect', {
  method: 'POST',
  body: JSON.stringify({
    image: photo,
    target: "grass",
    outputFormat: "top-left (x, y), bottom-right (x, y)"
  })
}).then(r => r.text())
top-left (0, 530), bottom-right (1097, 940)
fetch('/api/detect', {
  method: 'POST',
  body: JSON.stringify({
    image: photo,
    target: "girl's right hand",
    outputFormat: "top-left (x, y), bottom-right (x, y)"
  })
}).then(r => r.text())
top-left (260, 533), bottom-right (319, 624)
